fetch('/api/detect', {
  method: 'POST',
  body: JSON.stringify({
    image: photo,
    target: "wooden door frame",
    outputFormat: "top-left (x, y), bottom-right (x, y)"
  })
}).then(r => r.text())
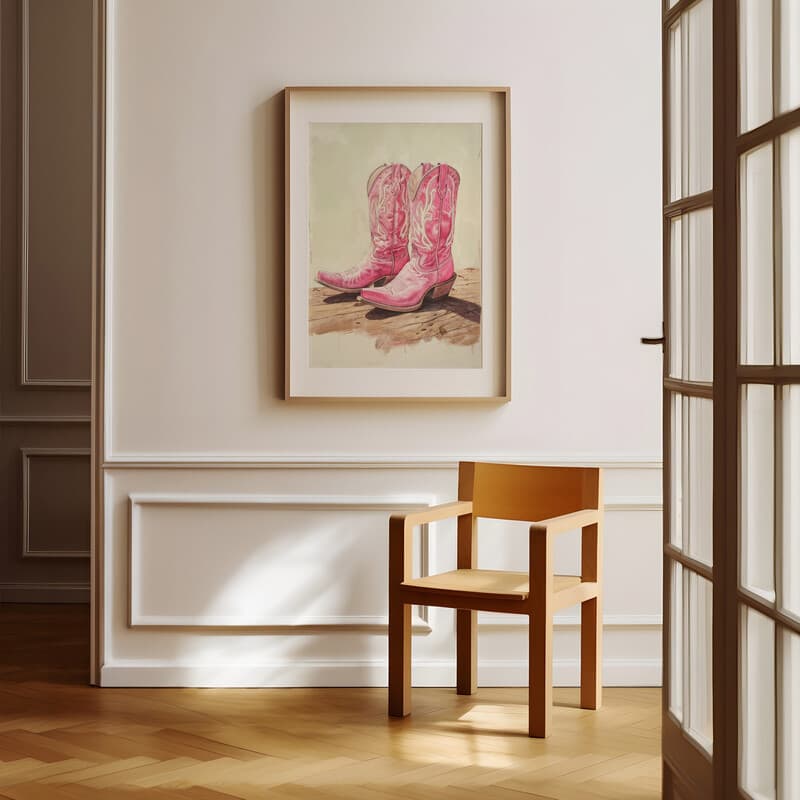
top-left (712, 0), bottom-right (737, 797)
top-left (664, 0), bottom-right (800, 797)
top-left (661, 0), bottom-right (717, 795)
top-left (89, 0), bottom-right (107, 687)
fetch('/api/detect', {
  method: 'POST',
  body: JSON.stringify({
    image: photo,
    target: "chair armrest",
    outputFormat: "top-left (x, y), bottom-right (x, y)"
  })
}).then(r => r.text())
top-left (391, 501), bottom-right (473, 532)
top-left (529, 508), bottom-right (601, 538)
top-left (389, 501), bottom-right (473, 585)
top-left (528, 509), bottom-right (603, 596)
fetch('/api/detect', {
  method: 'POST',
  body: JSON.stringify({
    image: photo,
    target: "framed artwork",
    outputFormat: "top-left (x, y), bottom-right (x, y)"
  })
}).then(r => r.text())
top-left (285, 86), bottom-right (510, 401)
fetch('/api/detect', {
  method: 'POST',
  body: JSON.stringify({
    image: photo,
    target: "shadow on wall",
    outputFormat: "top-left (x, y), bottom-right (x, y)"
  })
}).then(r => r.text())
top-left (140, 510), bottom-right (423, 686)
top-left (251, 92), bottom-right (286, 405)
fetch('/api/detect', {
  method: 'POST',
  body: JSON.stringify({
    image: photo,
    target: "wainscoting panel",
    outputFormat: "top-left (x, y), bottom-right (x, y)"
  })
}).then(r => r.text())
top-left (20, 0), bottom-right (93, 386)
top-left (23, 448), bottom-right (91, 557)
top-left (102, 463), bottom-right (662, 687)
top-left (128, 493), bottom-right (432, 630)
top-left (0, 427), bottom-right (90, 600)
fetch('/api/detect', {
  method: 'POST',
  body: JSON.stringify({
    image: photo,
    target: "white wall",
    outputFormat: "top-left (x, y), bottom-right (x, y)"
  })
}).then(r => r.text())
top-left (102, 0), bottom-right (663, 687)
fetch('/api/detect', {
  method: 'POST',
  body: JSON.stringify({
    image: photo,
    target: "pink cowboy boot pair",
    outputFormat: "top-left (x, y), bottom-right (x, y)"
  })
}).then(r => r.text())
top-left (316, 162), bottom-right (460, 313)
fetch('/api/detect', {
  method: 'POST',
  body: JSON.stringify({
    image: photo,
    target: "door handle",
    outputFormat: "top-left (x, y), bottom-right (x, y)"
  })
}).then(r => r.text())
top-left (641, 322), bottom-right (665, 348)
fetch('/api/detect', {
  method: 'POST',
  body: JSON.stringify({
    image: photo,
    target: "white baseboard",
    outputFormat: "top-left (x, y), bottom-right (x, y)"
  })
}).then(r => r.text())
top-left (476, 658), bottom-right (662, 687)
top-left (101, 658), bottom-right (662, 688)
top-left (0, 582), bottom-right (89, 603)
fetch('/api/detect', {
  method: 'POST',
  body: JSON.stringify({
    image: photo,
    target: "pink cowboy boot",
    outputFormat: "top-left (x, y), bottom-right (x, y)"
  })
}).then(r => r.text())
top-left (360, 163), bottom-right (459, 313)
top-left (316, 163), bottom-right (411, 293)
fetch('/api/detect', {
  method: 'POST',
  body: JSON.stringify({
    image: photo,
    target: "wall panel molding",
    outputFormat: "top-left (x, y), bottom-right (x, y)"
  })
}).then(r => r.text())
top-left (104, 455), bottom-right (663, 470)
top-left (0, 582), bottom-right (89, 603)
top-left (478, 497), bottom-right (662, 627)
top-left (604, 496), bottom-right (662, 511)
top-left (128, 492), bottom-right (434, 631)
top-left (1, 416), bottom-right (91, 424)
top-left (19, 0), bottom-right (92, 388)
top-left (22, 447), bottom-right (91, 557)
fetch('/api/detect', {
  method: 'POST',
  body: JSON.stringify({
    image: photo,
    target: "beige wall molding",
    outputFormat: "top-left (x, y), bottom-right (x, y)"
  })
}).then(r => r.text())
top-left (475, 497), bottom-right (663, 627)
top-left (125, 490), bottom-right (659, 631)
top-left (103, 456), bottom-right (663, 470)
top-left (90, 0), bottom-right (107, 687)
top-left (20, 0), bottom-right (92, 388)
top-left (128, 492), bottom-right (433, 630)
top-left (22, 447), bottom-right (91, 557)
top-left (604, 497), bottom-right (663, 511)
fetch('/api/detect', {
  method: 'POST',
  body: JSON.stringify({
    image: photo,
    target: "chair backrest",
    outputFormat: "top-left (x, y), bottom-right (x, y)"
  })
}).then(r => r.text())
top-left (457, 461), bottom-right (601, 522)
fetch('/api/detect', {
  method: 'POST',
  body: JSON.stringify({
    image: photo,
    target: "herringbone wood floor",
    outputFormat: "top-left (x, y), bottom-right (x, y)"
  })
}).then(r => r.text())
top-left (0, 605), bottom-right (661, 799)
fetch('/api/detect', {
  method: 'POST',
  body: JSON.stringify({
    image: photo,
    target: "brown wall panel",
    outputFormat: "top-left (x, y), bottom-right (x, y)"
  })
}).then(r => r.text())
top-left (22, 0), bottom-right (93, 385)
top-left (0, 0), bottom-right (92, 602)
top-left (0, 424), bottom-right (89, 589)
top-left (23, 450), bottom-right (90, 556)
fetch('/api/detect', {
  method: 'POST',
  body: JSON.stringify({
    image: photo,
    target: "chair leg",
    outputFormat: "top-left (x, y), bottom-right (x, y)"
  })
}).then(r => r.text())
top-left (456, 609), bottom-right (477, 695)
top-left (580, 596), bottom-right (602, 710)
top-left (388, 599), bottom-right (411, 717)
top-left (528, 609), bottom-right (552, 737)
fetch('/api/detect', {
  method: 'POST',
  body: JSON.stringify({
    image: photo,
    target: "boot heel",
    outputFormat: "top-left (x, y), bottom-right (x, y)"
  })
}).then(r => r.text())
top-left (431, 275), bottom-right (456, 300)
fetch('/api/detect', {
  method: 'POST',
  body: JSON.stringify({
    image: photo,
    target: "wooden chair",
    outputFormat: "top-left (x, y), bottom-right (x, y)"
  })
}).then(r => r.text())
top-left (388, 461), bottom-right (603, 738)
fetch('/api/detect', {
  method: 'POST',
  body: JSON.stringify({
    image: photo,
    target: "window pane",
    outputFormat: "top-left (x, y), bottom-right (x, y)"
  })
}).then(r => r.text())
top-left (686, 0), bottom-right (712, 196)
top-left (687, 398), bottom-right (713, 566)
top-left (740, 0), bottom-right (774, 132)
top-left (669, 561), bottom-right (684, 722)
top-left (741, 144), bottom-right (775, 365)
top-left (779, 628), bottom-right (800, 800)
top-left (686, 572), bottom-right (712, 752)
top-left (669, 21), bottom-right (683, 202)
top-left (688, 210), bottom-right (713, 381)
top-left (742, 384), bottom-right (776, 602)
top-left (670, 218), bottom-right (683, 379)
top-left (783, 385), bottom-right (800, 619)
top-left (671, 395), bottom-right (713, 565)
top-left (741, 606), bottom-right (776, 800)
top-left (671, 394), bottom-right (684, 550)
top-left (669, 1), bottom-right (712, 202)
top-left (669, 210), bottom-right (713, 381)
top-left (782, 129), bottom-right (800, 364)
top-left (778, 0), bottom-right (800, 115)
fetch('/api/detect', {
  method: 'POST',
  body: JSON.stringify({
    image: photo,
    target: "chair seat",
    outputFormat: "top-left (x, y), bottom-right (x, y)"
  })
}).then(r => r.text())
top-left (401, 569), bottom-right (582, 601)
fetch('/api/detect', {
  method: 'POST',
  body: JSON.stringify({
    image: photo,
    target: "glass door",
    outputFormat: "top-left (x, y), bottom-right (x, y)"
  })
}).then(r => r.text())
top-left (737, 1), bottom-right (800, 798)
top-left (661, 1), bottom-right (800, 797)
top-left (661, 0), bottom-right (716, 795)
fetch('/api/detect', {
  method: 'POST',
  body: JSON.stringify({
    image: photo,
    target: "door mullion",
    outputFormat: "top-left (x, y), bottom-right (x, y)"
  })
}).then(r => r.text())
top-left (665, 378), bottom-right (714, 397)
top-left (738, 589), bottom-right (800, 637)
top-left (665, 190), bottom-right (715, 217)
top-left (666, 544), bottom-right (714, 582)
top-left (712, 0), bottom-right (738, 794)
top-left (737, 107), bottom-right (800, 154)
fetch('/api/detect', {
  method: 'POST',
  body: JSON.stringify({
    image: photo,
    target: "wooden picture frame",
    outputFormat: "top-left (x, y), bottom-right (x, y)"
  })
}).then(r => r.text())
top-left (284, 86), bottom-right (510, 401)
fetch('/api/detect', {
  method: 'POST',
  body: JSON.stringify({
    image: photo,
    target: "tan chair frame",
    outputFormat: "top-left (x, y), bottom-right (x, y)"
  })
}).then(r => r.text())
top-left (388, 461), bottom-right (603, 738)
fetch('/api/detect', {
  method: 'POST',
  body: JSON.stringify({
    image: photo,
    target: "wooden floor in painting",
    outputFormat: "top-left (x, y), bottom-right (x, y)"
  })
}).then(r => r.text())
top-left (309, 267), bottom-right (481, 352)
top-left (0, 604), bottom-right (661, 799)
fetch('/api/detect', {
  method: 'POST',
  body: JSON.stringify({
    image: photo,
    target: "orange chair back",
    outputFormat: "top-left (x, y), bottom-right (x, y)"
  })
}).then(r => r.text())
top-left (457, 461), bottom-right (601, 522)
